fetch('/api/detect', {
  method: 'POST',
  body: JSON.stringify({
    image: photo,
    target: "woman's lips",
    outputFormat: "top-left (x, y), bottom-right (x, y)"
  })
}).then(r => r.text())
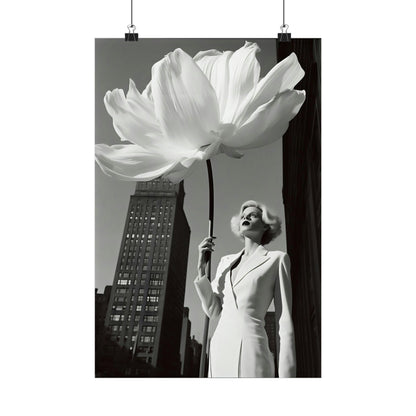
top-left (242, 220), bottom-right (250, 226)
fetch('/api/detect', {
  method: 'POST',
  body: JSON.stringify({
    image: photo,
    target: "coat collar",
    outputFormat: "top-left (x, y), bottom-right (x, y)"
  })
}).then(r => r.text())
top-left (225, 245), bottom-right (270, 288)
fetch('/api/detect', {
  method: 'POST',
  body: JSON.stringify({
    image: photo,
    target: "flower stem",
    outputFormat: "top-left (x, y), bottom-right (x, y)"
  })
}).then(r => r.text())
top-left (199, 159), bottom-right (214, 377)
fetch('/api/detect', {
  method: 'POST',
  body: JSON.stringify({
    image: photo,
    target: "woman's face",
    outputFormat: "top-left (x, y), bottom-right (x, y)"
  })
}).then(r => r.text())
top-left (239, 206), bottom-right (267, 241)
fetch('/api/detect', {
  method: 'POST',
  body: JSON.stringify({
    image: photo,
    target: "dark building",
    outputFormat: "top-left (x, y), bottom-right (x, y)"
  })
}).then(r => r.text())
top-left (97, 178), bottom-right (191, 377)
top-left (277, 39), bottom-right (322, 377)
top-left (189, 336), bottom-right (203, 377)
top-left (95, 285), bottom-right (112, 375)
top-left (264, 311), bottom-right (278, 377)
top-left (179, 307), bottom-right (193, 376)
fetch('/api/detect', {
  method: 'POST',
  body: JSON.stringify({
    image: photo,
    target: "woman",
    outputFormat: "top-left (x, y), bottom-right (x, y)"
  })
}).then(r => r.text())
top-left (194, 200), bottom-right (296, 378)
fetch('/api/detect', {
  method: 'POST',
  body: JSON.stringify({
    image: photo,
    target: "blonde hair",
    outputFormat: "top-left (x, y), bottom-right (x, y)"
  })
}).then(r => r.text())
top-left (230, 200), bottom-right (282, 245)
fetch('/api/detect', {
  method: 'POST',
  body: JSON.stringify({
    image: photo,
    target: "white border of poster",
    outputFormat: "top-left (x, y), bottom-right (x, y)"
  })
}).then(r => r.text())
top-left (2, 0), bottom-right (416, 415)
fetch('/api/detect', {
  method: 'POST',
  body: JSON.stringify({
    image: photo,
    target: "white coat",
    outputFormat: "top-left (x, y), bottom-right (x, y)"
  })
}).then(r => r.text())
top-left (194, 245), bottom-right (296, 377)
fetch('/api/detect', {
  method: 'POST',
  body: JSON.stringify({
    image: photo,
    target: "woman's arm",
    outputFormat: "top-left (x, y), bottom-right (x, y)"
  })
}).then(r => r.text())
top-left (274, 253), bottom-right (296, 377)
top-left (194, 256), bottom-right (224, 319)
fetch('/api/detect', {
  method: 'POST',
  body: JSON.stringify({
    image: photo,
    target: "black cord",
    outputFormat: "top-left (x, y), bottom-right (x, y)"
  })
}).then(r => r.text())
top-left (283, 0), bottom-right (285, 27)
top-left (125, 0), bottom-right (138, 40)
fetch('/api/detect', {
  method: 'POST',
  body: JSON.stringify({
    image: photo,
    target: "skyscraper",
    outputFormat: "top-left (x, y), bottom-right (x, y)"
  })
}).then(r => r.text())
top-left (277, 39), bottom-right (321, 377)
top-left (95, 285), bottom-right (112, 376)
top-left (99, 178), bottom-right (190, 377)
top-left (179, 307), bottom-right (192, 376)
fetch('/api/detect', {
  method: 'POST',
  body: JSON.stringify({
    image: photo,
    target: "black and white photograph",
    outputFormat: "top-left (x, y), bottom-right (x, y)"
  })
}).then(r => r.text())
top-left (3, 0), bottom-right (416, 414)
top-left (95, 38), bottom-right (321, 377)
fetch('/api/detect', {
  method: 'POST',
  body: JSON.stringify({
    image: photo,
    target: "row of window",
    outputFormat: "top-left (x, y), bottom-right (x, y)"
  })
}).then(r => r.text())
top-left (114, 284), bottom-right (162, 297)
top-left (136, 346), bottom-right (154, 354)
top-left (117, 272), bottom-right (164, 280)
top-left (110, 325), bottom-right (156, 334)
top-left (112, 303), bottom-right (159, 312)
top-left (120, 264), bottom-right (167, 272)
top-left (110, 313), bottom-right (158, 323)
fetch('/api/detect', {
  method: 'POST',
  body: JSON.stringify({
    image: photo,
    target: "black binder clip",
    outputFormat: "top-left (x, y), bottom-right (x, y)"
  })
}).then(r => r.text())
top-left (278, 24), bottom-right (291, 42)
top-left (125, 24), bottom-right (138, 41)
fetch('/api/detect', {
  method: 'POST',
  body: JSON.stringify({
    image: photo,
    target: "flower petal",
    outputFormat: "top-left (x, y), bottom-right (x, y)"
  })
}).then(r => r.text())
top-left (224, 89), bottom-right (306, 149)
top-left (164, 141), bottom-right (222, 183)
top-left (104, 87), bottom-right (164, 151)
top-left (219, 144), bottom-right (244, 158)
top-left (142, 81), bottom-right (153, 102)
top-left (151, 48), bottom-right (220, 149)
top-left (193, 49), bottom-right (233, 120)
top-left (126, 79), bottom-right (154, 116)
top-left (224, 42), bottom-right (261, 124)
top-left (234, 52), bottom-right (305, 127)
top-left (194, 42), bottom-right (261, 124)
top-left (95, 144), bottom-right (176, 181)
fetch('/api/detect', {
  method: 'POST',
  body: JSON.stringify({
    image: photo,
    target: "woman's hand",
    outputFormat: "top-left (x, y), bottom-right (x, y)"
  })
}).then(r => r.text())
top-left (197, 236), bottom-right (216, 277)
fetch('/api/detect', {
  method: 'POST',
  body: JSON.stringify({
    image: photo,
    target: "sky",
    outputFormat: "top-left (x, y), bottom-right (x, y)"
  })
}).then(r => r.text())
top-left (95, 38), bottom-right (292, 342)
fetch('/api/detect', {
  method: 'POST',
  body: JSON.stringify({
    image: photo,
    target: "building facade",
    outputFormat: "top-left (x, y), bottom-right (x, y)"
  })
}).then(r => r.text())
top-left (277, 39), bottom-right (321, 377)
top-left (95, 285), bottom-right (112, 376)
top-left (97, 179), bottom-right (190, 377)
top-left (179, 307), bottom-right (192, 376)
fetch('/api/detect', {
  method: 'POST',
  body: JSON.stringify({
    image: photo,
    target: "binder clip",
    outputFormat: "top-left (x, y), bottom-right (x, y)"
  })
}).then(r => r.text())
top-left (278, 24), bottom-right (291, 42)
top-left (125, 24), bottom-right (138, 41)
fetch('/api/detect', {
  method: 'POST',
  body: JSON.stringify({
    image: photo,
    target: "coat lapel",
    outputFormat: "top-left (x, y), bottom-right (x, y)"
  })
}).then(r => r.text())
top-left (231, 245), bottom-right (270, 288)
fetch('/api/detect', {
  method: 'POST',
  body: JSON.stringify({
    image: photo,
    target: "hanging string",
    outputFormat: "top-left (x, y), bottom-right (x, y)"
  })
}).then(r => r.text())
top-left (281, 0), bottom-right (289, 34)
top-left (125, 0), bottom-right (138, 41)
top-left (283, 0), bottom-right (285, 27)
top-left (278, 0), bottom-right (291, 42)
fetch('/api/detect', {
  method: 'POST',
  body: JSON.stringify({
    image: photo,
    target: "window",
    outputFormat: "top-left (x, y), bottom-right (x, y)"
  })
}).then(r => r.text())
top-left (139, 336), bottom-right (154, 343)
top-left (142, 325), bottom-right (156, 333)
top-left (138, 296), bottom-right (143, 302)
top-left (148, 289), bottom-right (160, 295)
top-left (136, 346), bottom-right (153, 354)
top-left (136, 305), bottom-right (142, 312)
top-left (143, 315), bottom-right (158, 323)
top-left (145, 305), bottom-right (158, 312)
top-left (115, 288), bottom-right (128, 294)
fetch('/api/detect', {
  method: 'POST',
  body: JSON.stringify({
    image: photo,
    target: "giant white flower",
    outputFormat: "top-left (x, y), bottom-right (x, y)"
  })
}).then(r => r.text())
top-left (95, 42), bottom-right (306, 183)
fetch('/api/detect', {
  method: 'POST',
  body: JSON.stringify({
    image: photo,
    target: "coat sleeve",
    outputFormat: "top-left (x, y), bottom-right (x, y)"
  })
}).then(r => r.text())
top-left (274, 253), bottom-right (296, 378)
top-left (193, 257), bottom-right (224, 319)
